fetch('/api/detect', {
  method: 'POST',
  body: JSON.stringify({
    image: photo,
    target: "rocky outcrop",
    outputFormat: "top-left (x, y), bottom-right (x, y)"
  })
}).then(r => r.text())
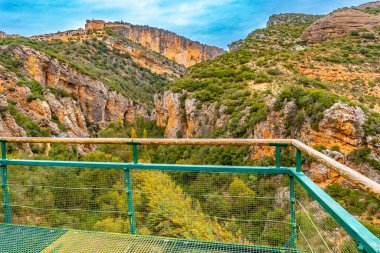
top-left (0, 31), bottom-right (20, 39)
top-left (318, 102), bottom-right (367, 146)
top-left (267, 13), bottom-right (323, 27)
top-left (229, 13), bottom-right (322, 52)
top-left (357, 1), bottom-right (380, 10)
top-left (228, 40), bottom-right (244, 52)
top-left (118, 25), bottom-right (225, 67)
top-left (301, 9), bottom-right (380, 44)
top-left (0, 45), bottom-right (149, 138)
top-left (0, 96), bottom-right (28, 137)
top-left (106, 39), bottom-right (185, 79)
top-left (154, 91), bottom-right (229, 138)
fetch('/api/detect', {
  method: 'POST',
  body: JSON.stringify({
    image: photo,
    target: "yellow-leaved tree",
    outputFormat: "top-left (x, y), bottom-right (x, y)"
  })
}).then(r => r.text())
top-left (131, 128), bottom-right (137, 138)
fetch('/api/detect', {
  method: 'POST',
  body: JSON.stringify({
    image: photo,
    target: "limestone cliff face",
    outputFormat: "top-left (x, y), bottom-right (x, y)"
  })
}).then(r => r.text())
top-left (30, 20), bottom-right (225, 68)
top-left (154, 91), bottom-right (229, 138)
top-left (155, 90), bottom-right (370, 146)
top-left (0, 45), bottom-right (149, 138)
top-left (118, 26), bottom-right (225, 67)
top-left (154, 91), bottom-right (378, 182)
top-left (106, 38), bottom-right (185, 79)
top-left (301, 9), bottom-right (380, 44)
top-left (318, 102), bottom-right (367, 146)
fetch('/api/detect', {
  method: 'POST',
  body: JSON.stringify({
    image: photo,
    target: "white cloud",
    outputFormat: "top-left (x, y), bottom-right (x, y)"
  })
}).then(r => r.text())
top-left (82, 0), bottom-right (235, 27)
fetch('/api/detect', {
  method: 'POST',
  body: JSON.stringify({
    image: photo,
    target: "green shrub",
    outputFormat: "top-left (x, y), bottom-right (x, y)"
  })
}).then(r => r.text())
top-left (7, 105), bottom-right (50, 137)
top-left (350, 31), bottom-right (359, 36)
top-left (364, 112), bottom-right (380, 136)
top-left (326, 183), bottom-right (379, 216)
top-left (348, 148), bottom-right (380, 172)
top-left (18, 78), bottom-right (44, 100)
top-left (0, 51), bottom-right (22, 71)
top-left (194, 90), bottom-right (215, 102)
top-left (362, 33), bottom-right (375, 39)
top-left (274, 86), bottom-right (339, 130)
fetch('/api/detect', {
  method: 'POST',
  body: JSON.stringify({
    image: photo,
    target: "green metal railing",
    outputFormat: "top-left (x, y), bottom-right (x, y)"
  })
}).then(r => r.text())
top-left (0, 138), bottom-right (379, 253)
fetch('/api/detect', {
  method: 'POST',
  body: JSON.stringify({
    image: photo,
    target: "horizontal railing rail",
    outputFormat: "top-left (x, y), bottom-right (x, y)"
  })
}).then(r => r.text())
top-left (0, 137), bottom-right (379, 253)
top-left (0, 137), bottom-right (379, 199)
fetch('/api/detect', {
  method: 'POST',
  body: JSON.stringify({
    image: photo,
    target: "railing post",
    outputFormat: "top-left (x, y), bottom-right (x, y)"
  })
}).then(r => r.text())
top-left (285, 174), bottom-right (297, 248)
top-left (270, 143), bottom-right (288, 168)
top-left (124, 143), bottom-right (138, 234)
top-left (296, 148), bottom-right (302, 172)
top-left (286, 148), bottom-right (300, 248)
top-left (0, 141), bottom-right (11, 223)
top-left (275, 146), bottom-right (281, 168)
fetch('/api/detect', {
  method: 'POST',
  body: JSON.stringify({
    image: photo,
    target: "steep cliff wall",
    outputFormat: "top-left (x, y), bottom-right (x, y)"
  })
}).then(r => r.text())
top-left (154, 91), bottom-right (379, 183)
top-left (117, 26), bottom-right (225, 67)
top-left (0, 45), bottom-right (149, 138)
top-left (30, 20), bottom-right (225, 68)
top-left (154, 91), bottom-right (229, 138)
top-left (106, 38), bottom-right (185, 79)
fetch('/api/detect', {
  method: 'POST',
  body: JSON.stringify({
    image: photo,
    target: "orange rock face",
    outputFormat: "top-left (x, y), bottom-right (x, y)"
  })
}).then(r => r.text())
top-left (109, 40), bottom-right (185, 78)
top-left (30, 20), bottom-right (225, 68)
top-left (301, 9), bottom-right (380, 44)
top-left (119, 26), bottom-right (225, 67)
top-left (85, 20), bottom-right (106, 30)
top-left (0, 45), bottom-right (149, 139)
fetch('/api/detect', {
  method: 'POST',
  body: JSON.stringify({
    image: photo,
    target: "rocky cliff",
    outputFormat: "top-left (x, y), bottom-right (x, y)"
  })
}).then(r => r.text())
top-left (154, 91), bottom-right (229, 138)
top-left (30, 20), bottom-right (225, 68)
top-left (105, 37), bottom-right (185, 79)
top-left (301, 9), bottom-right (380, 44)
top-left (0, 45), bottom-right (149, 139)
top-left (0, 31), bottom-right (20, 39)
top-left (116, 25), bottom-right (225, 67)
top-left (154, 90), bottom-right (379, 183)
top-left (157, 2), bottom-right (380, 192)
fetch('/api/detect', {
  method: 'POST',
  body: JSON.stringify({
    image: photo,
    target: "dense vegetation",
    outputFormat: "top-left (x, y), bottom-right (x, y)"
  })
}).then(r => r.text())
top-left (0, 37), bottom-right (167, 108)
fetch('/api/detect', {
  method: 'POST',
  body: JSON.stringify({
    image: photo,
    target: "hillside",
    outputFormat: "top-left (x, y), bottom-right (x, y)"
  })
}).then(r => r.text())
top-left (0, 1), bottom-right (379, 247)
top-left (31, 20), bottom-right (225, 68)
top-left (155, 9), bottom-right (380, 224)
top-left (0, 20), bottom-right (224, 144)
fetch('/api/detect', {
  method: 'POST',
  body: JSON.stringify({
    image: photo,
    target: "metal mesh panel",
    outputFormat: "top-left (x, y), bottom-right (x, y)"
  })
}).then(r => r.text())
top-left (295, 180), bottom-right (360, 253)
top-left (1, 165), bottom-right (303, 252)
top-left (0, 163), bottom-right (372, 252)
top-left (132, 171), bottom-right (292, 247)
top-left (7, 166), bottom-right (127, 231)
top-left (0, 223), bottom-right (301, 253)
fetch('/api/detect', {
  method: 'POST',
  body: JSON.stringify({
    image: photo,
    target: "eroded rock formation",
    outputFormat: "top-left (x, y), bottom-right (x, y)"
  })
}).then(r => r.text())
top-left (154, 91), bottom-right (229, 138)
top-left (30, 20), bottom-right (225, 68)
top-left (318, 102), bottom-right (366, 146)
top-left (0, 45), bottom-right (148, 138)
top-left (301, 9), bottom-right (380, 44)
top-left (118, 26), bottom-right (225, 67)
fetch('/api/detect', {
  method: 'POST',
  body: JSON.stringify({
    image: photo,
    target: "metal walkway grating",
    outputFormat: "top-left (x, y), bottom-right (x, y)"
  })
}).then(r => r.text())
top-left (0, 224), bottom-right (302, 253)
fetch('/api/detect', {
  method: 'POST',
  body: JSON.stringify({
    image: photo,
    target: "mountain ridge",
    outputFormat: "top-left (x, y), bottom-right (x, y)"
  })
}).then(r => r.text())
top-left (29, 20), bottom-right (225, 68)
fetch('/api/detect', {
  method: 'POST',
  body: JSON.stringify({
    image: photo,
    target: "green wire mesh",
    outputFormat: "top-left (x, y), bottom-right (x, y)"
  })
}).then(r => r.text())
top-left (295, 181), bottom-right (360, 253)
top-left (0, 223), bottom-right (302, 253)
top-left (0, 164), bottom-right (368, 252)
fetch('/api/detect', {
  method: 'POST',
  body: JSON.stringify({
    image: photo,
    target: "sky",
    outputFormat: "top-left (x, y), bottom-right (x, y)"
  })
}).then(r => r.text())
top-left (0, 0), bottom-right (375, 48)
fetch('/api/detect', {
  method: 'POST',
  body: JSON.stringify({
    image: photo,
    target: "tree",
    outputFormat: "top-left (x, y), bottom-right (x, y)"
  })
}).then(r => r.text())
top-left (131, 128), bottom-right (137, 138)
top-left (143, 129), bottom-right (148, 138)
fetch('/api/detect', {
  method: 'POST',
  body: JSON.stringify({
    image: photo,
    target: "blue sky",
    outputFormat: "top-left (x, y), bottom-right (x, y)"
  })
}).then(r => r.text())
top-left (0, 0), bottom-right (374, 48)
